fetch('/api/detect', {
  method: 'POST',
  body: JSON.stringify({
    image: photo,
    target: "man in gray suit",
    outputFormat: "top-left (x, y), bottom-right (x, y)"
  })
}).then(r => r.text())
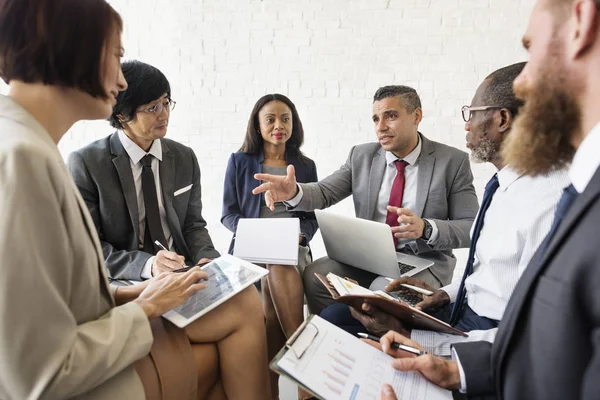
top-left (69, 61), bottom-right (219, 280)
top-left (378, 1), bottom-right (600, 399)
top-left (254, 85), bottom-right (479, 313)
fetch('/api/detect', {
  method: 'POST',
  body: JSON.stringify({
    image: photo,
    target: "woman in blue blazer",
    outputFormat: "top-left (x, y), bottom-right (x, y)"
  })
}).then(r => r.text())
top-left (221, 94), bottom-right (318, 399)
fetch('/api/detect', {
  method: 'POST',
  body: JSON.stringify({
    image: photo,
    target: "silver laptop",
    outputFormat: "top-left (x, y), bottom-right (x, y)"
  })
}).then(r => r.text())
top-left (315, 210), bottom-right (434, 279)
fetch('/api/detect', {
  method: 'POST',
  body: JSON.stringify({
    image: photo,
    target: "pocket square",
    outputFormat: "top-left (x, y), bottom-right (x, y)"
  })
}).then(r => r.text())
top-left (174, 184), bottom-right (193, 196)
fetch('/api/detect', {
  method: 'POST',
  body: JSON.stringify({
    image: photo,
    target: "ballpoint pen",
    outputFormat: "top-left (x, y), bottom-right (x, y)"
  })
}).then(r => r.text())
top-left (357, 332), bottom-right (428, 356)
top-left (154, 240), bottom-right (169, 252)
top-left (154, 240), bottom-right (188, 271)
top-left (383, 277), bottom-right (435, 296)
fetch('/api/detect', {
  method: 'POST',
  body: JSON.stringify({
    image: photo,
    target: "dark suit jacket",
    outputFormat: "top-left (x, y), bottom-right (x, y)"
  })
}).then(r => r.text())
top-left (291, 133), bottom-right (478, 285)
top-left (68, 132), bottom-right (220, 280)
top-left (221, 151), bottom-right (319, 254)
top-left (454, 167), bottom-right (600, 400)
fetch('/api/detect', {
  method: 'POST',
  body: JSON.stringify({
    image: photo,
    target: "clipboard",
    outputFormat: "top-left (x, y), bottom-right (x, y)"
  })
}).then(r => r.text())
top-left (269, 314), bottom-right (323, 399)
top-left (270, 314), bottom-right (453, 400)
top-left (315, 273), bottom-right (467, 337)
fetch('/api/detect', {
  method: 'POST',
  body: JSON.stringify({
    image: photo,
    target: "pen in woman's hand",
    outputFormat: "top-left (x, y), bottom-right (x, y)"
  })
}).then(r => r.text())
top-left (358, 332), bottom-right (427, 356)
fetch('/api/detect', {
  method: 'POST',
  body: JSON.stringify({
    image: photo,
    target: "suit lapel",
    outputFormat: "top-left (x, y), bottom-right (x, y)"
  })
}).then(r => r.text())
top-left (159, 142), bottom-right (189, 259)
top-left (110, 134), bottom-right (140, 241)
top-left (367, 148), bottom-right (386, 219)
top-left (414, 134), bottom-right (435, 218)
top-left (252, 155), bottom-right (264, 217)
top-left (494, 168), bottom-right (600, 388)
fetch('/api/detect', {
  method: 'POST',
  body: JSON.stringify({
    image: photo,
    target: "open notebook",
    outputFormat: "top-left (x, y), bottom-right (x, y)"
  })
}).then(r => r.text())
top-left (316, 273), bottom-right (467, 337)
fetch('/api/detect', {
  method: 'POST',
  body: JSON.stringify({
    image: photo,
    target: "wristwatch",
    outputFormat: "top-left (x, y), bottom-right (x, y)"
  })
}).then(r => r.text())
top-left (421, 219), bottom-right (433, 241)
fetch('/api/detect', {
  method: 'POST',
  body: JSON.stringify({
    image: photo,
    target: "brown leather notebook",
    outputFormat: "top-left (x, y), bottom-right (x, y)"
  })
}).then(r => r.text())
top-left (315, 273), bottom-right (467, 337)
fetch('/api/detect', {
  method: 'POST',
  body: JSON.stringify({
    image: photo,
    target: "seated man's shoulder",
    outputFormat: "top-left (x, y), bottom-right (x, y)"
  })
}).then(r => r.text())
top-left (161, 137), bottom-right (193, 154)
top-left (424, 136), bottom-right (469, 161)
top-left (349, 142), bottom-right (383, 159)
top-left (69, 135), bottom-right (112, 164)
top-left (161, 138), bottom-right (199, 166)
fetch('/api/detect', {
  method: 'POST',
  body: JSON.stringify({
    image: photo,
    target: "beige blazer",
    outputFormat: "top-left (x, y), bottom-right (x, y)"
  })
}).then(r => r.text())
top-left (0, 95), bottom-right (153, 399)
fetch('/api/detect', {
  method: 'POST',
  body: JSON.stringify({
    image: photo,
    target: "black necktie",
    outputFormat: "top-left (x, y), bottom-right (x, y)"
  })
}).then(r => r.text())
top-left (538, 184), bottom-right (578, 256)
top-left (450, 174), bottom-right (500, 325)
top-left (141, 154), bottom-right (167, 254)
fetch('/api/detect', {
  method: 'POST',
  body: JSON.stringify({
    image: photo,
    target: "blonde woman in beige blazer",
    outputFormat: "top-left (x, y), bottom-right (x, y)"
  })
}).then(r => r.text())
top-left (0, 1), bottom-right (270, 399)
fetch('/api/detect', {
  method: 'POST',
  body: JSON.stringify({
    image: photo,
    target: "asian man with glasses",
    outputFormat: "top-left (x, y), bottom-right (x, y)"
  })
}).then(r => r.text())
top-left (68, 60), bottom-right (221, 280)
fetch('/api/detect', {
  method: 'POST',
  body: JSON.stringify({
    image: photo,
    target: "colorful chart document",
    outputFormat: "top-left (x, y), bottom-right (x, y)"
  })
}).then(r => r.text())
top-left (272, 315), bottom-right (452, 400)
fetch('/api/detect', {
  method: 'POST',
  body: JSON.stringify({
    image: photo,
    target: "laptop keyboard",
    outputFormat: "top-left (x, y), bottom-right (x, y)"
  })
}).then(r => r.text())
top-left (397, 262), bottom-right (416, 275)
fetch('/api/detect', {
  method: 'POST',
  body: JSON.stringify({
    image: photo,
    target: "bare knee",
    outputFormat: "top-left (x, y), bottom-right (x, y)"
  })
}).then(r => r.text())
top-left (231, 285), bottom-right (263, 323)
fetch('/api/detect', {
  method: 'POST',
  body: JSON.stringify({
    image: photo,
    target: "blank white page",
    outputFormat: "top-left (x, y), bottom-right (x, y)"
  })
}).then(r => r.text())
top-left (233, 218), bottom-right (300, 265)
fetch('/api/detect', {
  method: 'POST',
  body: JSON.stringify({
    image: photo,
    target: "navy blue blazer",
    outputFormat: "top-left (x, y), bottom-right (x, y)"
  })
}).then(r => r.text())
top-left (221, 151), bottom-right (319, 254)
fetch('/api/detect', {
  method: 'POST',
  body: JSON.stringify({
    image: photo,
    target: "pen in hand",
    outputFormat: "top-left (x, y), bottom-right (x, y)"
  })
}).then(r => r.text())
top-left (383, 278), bottom-right (434, 296)
top-left (154, 240), bottom-right (186, 270)
top-left (357, 332), bottom-right (427, 356)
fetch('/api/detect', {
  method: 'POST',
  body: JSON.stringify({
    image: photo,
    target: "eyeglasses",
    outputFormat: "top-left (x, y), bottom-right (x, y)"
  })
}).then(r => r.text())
top-left (137, 99), bottom-right (176, 115)
top-left (461, 105), bottom-right (503, 122)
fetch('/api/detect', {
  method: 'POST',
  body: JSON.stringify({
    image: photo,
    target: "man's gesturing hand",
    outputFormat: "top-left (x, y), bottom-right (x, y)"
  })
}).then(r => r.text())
top-left (253, 165), bottom-right (299, 211)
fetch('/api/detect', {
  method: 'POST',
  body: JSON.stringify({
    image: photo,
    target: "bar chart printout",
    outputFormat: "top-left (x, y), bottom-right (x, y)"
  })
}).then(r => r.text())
top-left (276, 316), bottom-right (452, 400)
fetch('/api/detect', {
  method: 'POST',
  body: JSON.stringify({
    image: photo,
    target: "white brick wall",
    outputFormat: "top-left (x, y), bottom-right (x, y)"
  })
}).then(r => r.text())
top-left (0, 0), bottom-right (533, 282)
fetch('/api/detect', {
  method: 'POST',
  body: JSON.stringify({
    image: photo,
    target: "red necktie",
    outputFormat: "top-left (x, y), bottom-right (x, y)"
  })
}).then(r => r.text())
top-left (385, 160), bottom-right (408, 247)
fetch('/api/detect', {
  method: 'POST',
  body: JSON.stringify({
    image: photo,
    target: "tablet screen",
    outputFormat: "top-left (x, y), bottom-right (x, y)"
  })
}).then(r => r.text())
top-left (170, 257), bottom-right (264, 320)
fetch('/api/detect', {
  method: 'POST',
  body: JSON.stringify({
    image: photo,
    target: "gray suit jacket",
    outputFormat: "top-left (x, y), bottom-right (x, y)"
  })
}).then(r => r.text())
top-left (0, 96), bottom-right (151, 399)
top-left (68, 133), bottom-right (220, 280)
top-left (293, 133), bottom-right (478, 285)
top-left (454, 168), bottom-right (600, 399)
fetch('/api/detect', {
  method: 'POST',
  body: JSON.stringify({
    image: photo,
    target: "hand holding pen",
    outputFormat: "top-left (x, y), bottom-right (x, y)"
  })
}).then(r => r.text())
top-left (365, 331), bottom-right (462, 391)
top-left (358, 332), bottom-right (427, 356)
top-left (155, 241), bottom-right (212, 273)
top-left (153, 240), bottom-right (186, 274)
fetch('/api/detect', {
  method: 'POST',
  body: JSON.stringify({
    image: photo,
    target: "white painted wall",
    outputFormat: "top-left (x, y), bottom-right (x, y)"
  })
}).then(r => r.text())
top-left (0, 0), bottom-right (533, 281)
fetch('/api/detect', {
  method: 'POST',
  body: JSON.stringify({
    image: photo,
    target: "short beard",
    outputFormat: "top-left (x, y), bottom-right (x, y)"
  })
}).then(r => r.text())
top-left (470, 119), bottom-right (500, 164)
top-left (501, 42), bottom-right (579, 176)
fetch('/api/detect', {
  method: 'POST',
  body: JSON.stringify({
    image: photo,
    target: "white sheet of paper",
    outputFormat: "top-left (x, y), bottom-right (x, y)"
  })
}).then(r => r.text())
top-left (233, 218), bottom-right (300, 265)
top-left (277, 316), bottom-right (452, 400)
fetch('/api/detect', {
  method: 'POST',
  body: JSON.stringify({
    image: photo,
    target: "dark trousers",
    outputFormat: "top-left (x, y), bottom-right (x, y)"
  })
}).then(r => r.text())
top-left (320, 302), bottom-right (499, 337)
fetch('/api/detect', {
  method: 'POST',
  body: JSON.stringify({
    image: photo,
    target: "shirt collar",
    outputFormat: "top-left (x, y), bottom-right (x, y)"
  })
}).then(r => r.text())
top-left (569, 122), bottom-right (600, 194)
top-left (118, 130), bottom-right (162, 164)
top-left (385, 135), bottom-right (422, 166)
top-left (496, 166), bottom-right (522, 192)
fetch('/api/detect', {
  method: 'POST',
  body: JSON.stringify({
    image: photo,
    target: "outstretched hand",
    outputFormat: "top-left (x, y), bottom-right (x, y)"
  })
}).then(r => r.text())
top-left (252, 164), bottom-right (298, 210)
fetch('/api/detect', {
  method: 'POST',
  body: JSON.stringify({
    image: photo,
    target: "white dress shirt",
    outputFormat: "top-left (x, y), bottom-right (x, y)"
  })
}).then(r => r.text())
top-left (411, 166), bottom-right (570, 357)
top-left (570, 123), bottom-right (600, 194)
top-left (118, 131), bottom-right (173, 278)
top-left (287, 137), bottom-right (439, 247)
top-left (453, 124), bottom-right (600, 394)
